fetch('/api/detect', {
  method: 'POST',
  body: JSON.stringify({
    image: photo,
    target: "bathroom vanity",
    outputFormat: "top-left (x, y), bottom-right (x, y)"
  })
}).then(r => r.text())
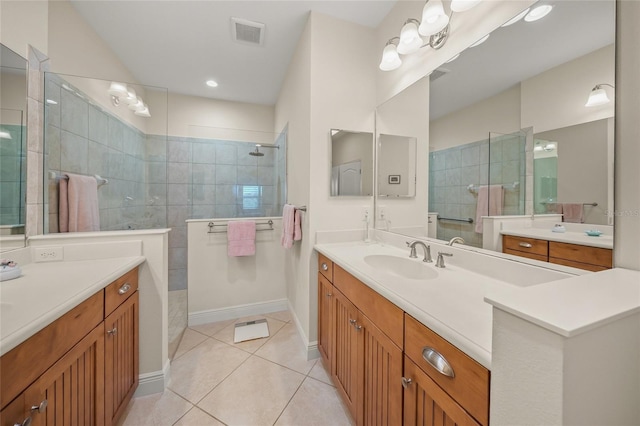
top-left (0, 258), bottom-right (143, 426)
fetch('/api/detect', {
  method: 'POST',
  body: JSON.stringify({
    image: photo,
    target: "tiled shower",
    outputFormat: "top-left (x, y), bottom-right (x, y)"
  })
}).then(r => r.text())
top-left (44, 73), bottom-right (286, 291)
top-left (429, 132), bottom-right (526, 248)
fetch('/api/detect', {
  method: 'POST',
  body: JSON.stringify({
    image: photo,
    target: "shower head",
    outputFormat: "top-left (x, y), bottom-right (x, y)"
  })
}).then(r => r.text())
top-left (249, 147), bottom-right (265, 157)
top-left (249, 144), bottom-right (278, 157)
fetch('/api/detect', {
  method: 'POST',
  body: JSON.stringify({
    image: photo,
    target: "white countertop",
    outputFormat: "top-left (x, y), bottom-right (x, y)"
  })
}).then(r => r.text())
top-left (501, 228), bottom-right (613, 249)
top-left (0, 256), bottom-right (145, 356)
top-left (315, 242), bottom-right (531, 369)
top-left (485, 268), bottom-right (640, 337)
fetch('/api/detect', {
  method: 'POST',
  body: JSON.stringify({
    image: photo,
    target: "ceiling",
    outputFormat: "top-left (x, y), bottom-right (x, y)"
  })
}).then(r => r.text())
top-left (429, 0), bottom-right (615, 120)
top-left (70, 0), bottom-right (397, 106)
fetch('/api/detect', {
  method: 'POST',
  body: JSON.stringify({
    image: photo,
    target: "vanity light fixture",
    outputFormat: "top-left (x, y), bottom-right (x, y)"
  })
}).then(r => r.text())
top-left (108, 81), bottom-right (151, 118)
top-left (585, 83), bottom-right (614, 107)
top-left (379, 0), bottom-right (481, 72)
top-left (524, 4), bottom-right (553, 22)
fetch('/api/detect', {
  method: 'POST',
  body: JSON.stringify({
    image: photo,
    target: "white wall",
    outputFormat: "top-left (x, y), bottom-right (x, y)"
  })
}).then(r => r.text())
top-left (186, 218), bottom-right (287, 324)
top-left (0, 0), bottom-right (48, 58)
top-left (147, 91), bottom-right (275, 139)
top-left (377, 135), bottom-right (414, 197)
top-left (614, 0), bottom-right (640, 271)
top-left (430, 84), bottom-right (521, 150)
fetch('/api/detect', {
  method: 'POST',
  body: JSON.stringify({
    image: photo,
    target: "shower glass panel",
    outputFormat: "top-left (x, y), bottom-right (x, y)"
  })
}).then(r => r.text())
top-left (0, 109), bottom-right (26, 232)
top-left (43, 72), bottom-right (169, 233)
top-left (488, 130), bottom-right (527, 216)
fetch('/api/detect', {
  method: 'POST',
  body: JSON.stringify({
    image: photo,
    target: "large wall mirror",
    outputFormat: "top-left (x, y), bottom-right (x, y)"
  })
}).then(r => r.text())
top-left (0, 44), bottom-right (28, 251)
top-left (330, 129), bottom-right (374, 197)
top-left (378, 1), bottom-right (615, 255)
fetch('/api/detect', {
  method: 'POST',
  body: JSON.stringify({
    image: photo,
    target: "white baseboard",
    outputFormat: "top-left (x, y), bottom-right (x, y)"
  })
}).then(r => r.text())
top-left (288, 300), bottom-right (321, 361)
top-left (134, 359), bottom-right (170, 397)
top-left (188, 298), bottom-right (289, 326)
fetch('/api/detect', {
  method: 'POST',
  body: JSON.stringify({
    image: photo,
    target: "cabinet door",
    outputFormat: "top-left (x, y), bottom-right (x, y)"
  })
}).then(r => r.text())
top-left (403, 357), bottom-right (479, 426)
top-left (356, 313), bottom-right (403, 426)
top-left (332, 289), bottom-right (359, 421)
top-left (318, 274), bottom-right (334, 367)
top-left (104, 291), bottom-right (139, 426)
top-left (0, 393), bottom-right (26, 426)
top-left (23, 323), bottom-right (105, 426)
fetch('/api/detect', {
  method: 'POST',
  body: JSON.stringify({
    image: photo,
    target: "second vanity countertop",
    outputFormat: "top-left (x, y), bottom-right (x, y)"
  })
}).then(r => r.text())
top-left (0, 256), bottom-right (145, 356)
top-left (314, 241), bottom-right (574, 369)
top-left (500, 227), bottom-right (613, 249)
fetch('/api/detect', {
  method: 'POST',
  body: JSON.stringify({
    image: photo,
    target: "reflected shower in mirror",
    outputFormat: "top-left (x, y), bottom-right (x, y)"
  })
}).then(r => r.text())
top-left (424, 0), bottom-right (615, 251)
top-left (0, 44), bottom-right (28, 251)
top-left (330, 129), bottom-right (373, 197)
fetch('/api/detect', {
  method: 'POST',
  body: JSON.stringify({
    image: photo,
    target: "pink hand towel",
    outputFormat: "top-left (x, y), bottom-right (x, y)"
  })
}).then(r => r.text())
top-left (562, 203), bottom-right (584, 223)
top-left (227, 221), bottom-right (256, 257)
top-left (294, 209), bottom-right (302, 241)
top-left (475, 185), bottom-right (504, 233)
top-left (59, 173), bottom-right (100, 232)
top-left (281, 204), bottom-right (295, 249)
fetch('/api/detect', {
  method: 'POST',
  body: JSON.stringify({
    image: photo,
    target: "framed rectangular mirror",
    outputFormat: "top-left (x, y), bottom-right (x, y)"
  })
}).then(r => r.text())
top-left (0, 43), bottom-right (28, 251)
top-left (330, 129), bottom-right (373, 197)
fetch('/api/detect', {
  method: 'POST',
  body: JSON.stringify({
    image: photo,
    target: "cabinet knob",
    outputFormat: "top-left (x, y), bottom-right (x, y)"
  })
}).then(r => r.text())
top-left (118, 283), bottom-right (132, 295)
top-left (15, 417), bottom-right (32, 426)
top-left (321, 263), bottom-right (329, 271)
top-left (401, 377), bottom-right (413, 389)
top-left (422, 347), bottom-right (455, 378)
top-left (355, 324), bottom-right (362, 331)
top-left (326, 293), bottom-right (333, 297)
top-left (519, 242), bottom-right (533, 248)
top-left (30, 399), bottom-right (47, 413)
top-left (349, 319), bottom-right (357, 325)
top-left (107, 327), bottom-right (118, 336)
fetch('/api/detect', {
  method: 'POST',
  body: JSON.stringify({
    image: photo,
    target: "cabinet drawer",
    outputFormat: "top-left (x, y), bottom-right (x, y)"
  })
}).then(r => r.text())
top-left (549, 241), bottom-right (612, 269)
top-left (105, 267), bottom-right (139, 317)
top-left (0, 291), bottom-right (104, 409)
top-left (318, 253), bottom-right (334, 282)
top-left (503, 235), bottom-right (548, 257)
top-left (334, 265), bottom-right (403, 347)
top-left (404, 314), bottom-right (489, 426)
top-left (504, 248), bottom-right (548, 263)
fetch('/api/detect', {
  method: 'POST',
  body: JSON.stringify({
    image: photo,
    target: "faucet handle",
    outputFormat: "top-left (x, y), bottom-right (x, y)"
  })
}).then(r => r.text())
top-left (435, 251), bottom-right (453, 268)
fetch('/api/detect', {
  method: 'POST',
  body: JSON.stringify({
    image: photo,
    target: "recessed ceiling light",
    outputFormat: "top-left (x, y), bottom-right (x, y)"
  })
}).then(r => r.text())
top-left (502, 8), bottom-right (530, 27)
top-left (525, 5), bottom-right (553, 22)
top-left (206, 80), bottom-right (218, 88)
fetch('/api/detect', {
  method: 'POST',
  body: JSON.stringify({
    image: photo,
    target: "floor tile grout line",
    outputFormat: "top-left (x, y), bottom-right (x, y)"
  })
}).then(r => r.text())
top-left (271, 373), bottom-right (309, 426)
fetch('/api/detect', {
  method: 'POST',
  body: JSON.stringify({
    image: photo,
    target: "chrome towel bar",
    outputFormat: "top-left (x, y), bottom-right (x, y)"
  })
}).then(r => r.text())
top-left (437, 216), bottom-right (474, 224)
top-left (207, 220), bottom-right (274, 234)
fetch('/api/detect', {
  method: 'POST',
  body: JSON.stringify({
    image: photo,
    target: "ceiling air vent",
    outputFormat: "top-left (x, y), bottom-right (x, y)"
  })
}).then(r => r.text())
top-left (430, 68), bottom-right (450, 82)
top-left (231, 18), bottom-right (265, 46)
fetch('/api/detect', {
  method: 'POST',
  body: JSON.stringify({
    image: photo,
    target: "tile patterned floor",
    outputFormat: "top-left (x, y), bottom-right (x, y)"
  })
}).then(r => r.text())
top-left (118, 311), bottom-right (353, 426)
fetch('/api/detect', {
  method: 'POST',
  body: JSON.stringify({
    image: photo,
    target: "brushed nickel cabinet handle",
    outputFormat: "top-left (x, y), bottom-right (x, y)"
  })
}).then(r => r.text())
top-left (519, 242), bottom-right (533, 248)
top-left (355, 324), bottom-right (362, 331)
top-left (15, 418), bottom-right (32, 426)
top-left (422, 347), bottom-right (455, 378)
top-left (107, 328), bottom-right (118, 336)
top-left (349, 319), bottom-right (357, 325)
top-left (321, 263), bottom-right (329, 271)
top-left (118, 283), bottom-right (131, 295)
top-left (401, 377), bottom-right (413, 389)
top-left (30, 399), bottom-right (47, 413)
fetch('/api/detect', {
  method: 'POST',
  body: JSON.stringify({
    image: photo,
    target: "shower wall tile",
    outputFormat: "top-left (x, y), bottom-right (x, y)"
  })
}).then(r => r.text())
top-left (215, 184), bottom-right (237, 204)
top-left (192, 142), bottom-right (216, 164)
top-left (168, 269), bottom-right (187, 291)
top-left (45, 81), bottom-right (61, 128)
top-left (60, 89), bottom-right (88, 137)
top-left (461, 145), bottom-right (480, 167)
top-left (215, 144), bottom-right (237, 165)
top-left (191, 164), bottom-right (215, 185)
top-left (168, 139), bottom-right (191, 163)
top-left (489, 141), bottom-right (503, 163)
top-left (444, 149), bottom-right (461, 169)
top-left (147, 162), bottom-right (167, 183)
top-left (168, 162), bottom-right (191, 184)
top-left (168, 206), bottom-right (189, 227)
top-left (479, 142), bottom-right (489, 164)
top-left (60, 130), bottom-right (88, 174)
top-left (88, 106), bottom-right (108, 144)
top-left (146, 135), bottom-right (167, 162)
top-left (87, 140), bottom-right (108, 177)
top-left (167, 184), bottom-right (190, 206)
top-left (191, 205), bottom-right (214, 219)
top-left (258, 166), bottom-right (275, 185)
top-left (237, 146), bottom-right (258, 166)
top-left (214, 204), bottom-right (236, 218)
top-left (216, 164), bottom-right (237, 185)
top-left (192, 184), bottom-right (216, 205)
top-left (237, 166), bottom-right (258, 185)
top-left (445, 168), bottom-right (461, 186)
top-left (147, 183), bottom-right (167, 206)
top-left (169, 225), bottom-right (187, 248)
top-left (108, 117), bottom-right (124, 151)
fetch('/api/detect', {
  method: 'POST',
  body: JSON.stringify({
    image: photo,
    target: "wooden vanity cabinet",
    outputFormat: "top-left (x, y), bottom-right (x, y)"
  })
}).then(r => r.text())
top-left (0, 267), bottom-right (139, 426)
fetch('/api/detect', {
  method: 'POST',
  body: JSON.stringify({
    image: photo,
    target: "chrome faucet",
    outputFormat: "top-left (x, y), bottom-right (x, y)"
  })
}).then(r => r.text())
top-left (406, 241), bottom-right (433, 263)
top-left (448, 237), bottom-right (465, 246)
top-left (435, 252), bottom-right (453, 268)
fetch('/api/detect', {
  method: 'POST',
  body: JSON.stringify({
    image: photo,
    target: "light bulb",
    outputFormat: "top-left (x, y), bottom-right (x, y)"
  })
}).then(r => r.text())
top-left (108, 82), bottom-right (128, 97)
top-left (585, 87), bottom-right (610, 107)
top-left (419, 0), bottom-right (449, 36)
top-left (398, 21), bottom-right (423, 54)
top-left (379, 43), bottom-right (402, 71)
top-left (451, 0), bottom-right (481, 12)
top-left (525, 5), bottom-right (553, 22)
top-left (125, 87), bottom-right (137, 105)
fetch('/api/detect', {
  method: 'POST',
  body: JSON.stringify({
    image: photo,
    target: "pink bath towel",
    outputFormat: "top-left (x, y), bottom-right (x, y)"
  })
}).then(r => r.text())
top-left (281, 204), bottom-right (295, 249)
top-left (227, 221), bottom-right (256, 257)
top-left (475, 185), bottom-right (504, 233)
top-left (562, 203), bottom-right (584, 223)
top-left (59, 173), bottom-right (100, 232)
top-left (294, 209), bottom-right (302, 242)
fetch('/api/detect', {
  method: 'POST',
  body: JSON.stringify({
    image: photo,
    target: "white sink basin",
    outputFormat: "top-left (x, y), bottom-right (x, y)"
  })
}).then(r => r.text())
top-left (364, 255), bottom-right (438, 280)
